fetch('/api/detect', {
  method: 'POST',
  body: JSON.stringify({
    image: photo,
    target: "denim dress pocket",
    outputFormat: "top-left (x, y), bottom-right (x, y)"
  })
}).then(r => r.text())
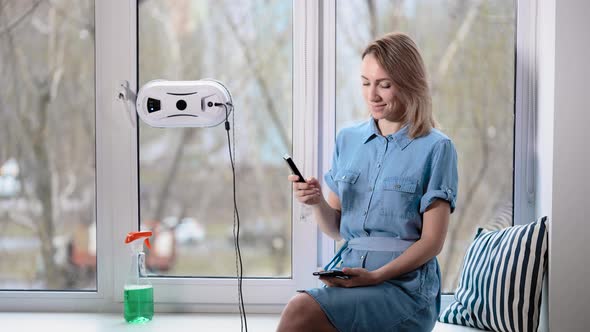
top-left (335, 169), bottom-right (360, 213)
top-left (335, 169), bottom-right (360, 185)
top-left (380, 176), bottom-right (420, 218)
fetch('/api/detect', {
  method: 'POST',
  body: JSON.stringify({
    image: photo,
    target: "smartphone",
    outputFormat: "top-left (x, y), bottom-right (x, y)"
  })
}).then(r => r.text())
top-left (283, 154), bottom-right (306, 183)
top-left (312, 270), bottom-right (351, 279)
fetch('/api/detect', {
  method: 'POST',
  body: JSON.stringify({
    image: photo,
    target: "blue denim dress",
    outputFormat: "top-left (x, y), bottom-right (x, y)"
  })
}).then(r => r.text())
top-left (303, 119), bottom-right (458, 332)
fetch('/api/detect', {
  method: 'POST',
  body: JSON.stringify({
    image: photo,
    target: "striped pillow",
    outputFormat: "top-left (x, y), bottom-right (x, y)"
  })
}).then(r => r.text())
top-left (438, 216), bottom-right (548, 332)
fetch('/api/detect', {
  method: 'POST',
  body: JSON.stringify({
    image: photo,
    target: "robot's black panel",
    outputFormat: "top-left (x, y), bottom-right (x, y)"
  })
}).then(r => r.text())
top-left (147, 98), bottom-right (161, 113)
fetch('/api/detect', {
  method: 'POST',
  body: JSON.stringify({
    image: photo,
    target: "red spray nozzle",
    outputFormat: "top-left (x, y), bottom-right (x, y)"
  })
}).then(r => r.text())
top-left (125, 231), bottom-right (152, 249)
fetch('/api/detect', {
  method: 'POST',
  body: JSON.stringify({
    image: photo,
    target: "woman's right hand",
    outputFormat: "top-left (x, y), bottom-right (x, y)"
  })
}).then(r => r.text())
top-left (288, 175), bottom-right (322, 205)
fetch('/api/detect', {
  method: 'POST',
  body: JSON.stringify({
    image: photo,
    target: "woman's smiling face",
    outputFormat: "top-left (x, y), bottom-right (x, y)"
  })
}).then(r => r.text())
top-left (361, 53), bottom-right (403, 122)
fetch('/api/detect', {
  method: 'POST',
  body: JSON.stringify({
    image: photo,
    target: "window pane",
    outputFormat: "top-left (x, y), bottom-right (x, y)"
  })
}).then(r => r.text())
top-left (0, 0), bottom-right (96, 290)
top-left (138, 0), bottom-right (293, 278)
top-left (335, 0), bottom-right (515, 292)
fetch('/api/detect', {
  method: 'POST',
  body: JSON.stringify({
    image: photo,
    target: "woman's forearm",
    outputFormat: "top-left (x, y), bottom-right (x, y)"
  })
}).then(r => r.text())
top-left (372, 238), bottom-right (439, 282)
top-left (312, 197), bottom-right (342, 241)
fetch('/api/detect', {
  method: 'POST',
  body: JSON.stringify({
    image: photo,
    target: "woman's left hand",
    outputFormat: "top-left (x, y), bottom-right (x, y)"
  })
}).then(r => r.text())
top-left (319, 267), bottom-right (384, 288)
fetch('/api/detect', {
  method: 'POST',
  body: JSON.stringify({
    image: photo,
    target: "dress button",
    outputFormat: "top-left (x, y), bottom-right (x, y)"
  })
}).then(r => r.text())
top-left (363, 210), bottom-right (368, 216)
top-left (395, 184), bottom-right (401, 189)
top-left (360, 255), bottom-right (364, 260)
top-left (342, 176), bottom-right (346, 179)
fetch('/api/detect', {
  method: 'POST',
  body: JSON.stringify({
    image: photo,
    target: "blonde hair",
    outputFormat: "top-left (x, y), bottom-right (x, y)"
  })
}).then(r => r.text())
top-left (362, 32), bottom-right (436, 138)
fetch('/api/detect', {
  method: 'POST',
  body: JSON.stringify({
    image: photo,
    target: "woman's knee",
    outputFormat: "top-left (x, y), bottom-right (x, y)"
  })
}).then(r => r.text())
top-left (282, 293), bottom-right (317, 318)
top-left (278, 293), bottom-right (336, 332)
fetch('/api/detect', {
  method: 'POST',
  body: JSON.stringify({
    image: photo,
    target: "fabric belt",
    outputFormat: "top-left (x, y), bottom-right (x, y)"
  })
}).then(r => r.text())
top-left (323, 237), bottom-right (416, 271)
top-left (348, 237), bottom-right (415, 252)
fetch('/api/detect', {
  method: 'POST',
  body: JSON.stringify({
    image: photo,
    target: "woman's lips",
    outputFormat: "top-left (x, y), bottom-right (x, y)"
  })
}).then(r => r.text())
top-left (371, 104), bottom-right (387, 111)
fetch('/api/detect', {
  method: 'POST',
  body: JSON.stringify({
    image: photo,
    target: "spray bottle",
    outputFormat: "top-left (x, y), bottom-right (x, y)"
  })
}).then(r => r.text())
top-left (124, 231), bottom-right (154, 323)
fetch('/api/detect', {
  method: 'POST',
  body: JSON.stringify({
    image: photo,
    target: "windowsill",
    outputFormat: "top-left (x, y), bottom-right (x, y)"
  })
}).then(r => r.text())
top-left (0, 312), bottom-right (280, 332)
top-left (0, 312), bottom-right (479, 331)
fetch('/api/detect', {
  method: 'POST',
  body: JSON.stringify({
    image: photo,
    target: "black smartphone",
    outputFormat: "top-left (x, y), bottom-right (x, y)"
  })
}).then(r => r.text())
top-left (312, 270), bottom-right (350, 279)
top-left (283, 154), bottom-right (306, 183)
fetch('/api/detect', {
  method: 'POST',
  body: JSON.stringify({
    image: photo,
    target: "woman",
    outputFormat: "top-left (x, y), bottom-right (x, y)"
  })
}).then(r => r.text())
top-left (277, 32), bottom-right (458, 332)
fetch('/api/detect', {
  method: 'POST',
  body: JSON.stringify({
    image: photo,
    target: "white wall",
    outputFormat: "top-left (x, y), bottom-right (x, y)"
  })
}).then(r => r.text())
top-left (540, 0), bottom-right (590, 331)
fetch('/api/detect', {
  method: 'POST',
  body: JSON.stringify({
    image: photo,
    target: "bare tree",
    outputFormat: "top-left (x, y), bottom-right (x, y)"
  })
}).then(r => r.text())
top-left (1, 0), bottom-right (96, 289)
top-left (1, 2), bottom-right (63, 288)
top-left (218, 1), bottom-right (291, 152)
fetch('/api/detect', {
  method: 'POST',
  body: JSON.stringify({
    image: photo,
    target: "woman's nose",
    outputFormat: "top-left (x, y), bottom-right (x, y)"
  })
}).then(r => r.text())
top-left (369, 86), bottom-right (380, 102)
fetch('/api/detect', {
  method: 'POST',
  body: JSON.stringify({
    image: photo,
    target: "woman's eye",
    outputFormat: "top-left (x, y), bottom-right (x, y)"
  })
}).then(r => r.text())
top-left (362, 82), bottom-right (370, 86)
top-left (380, 84), bottom-right (391, 89)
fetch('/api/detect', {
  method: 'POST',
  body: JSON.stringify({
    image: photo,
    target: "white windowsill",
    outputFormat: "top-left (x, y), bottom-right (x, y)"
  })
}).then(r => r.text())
top-left (0, 312), bottom-right (479, 331)
top-left (0, 313), bottom-right (280, 332)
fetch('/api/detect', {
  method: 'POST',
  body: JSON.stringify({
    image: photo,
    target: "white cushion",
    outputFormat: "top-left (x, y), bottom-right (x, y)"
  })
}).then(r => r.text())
top-left (433, 322), bottom-right (481, 331)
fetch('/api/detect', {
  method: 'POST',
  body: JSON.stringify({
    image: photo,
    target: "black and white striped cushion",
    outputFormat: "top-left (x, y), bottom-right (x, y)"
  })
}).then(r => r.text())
top-left (438, 216), bottom-right (548, 332)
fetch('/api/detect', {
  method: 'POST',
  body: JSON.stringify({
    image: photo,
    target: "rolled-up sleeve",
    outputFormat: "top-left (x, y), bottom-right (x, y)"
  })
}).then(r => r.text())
top-left (323, 132), bottom-right (342, 195)
top-left (420, 139), bottom-right (459, 214)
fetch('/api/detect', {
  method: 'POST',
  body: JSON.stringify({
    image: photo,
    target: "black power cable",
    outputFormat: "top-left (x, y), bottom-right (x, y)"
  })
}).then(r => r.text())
top-left (216, 102), bottom-right (248, 332)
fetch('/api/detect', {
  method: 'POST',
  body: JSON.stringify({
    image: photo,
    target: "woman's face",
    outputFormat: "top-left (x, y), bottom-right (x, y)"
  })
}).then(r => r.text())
top-left (361, 53), bottom-right (402, 121)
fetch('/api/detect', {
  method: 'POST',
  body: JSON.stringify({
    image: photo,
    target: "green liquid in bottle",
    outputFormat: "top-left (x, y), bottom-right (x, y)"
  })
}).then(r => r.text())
top-left (124, 285), bottom-right (154, 323)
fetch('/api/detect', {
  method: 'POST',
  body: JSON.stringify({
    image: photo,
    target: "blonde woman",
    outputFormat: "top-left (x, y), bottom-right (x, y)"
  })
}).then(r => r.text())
top-left (278, 32), bottom-right (458, 332)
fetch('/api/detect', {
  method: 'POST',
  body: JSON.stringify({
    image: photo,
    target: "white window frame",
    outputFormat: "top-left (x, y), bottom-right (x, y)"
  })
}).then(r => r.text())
top-left (0, 0), bottom-right (321, 313)
top-left (318, 0), bottom-right (538, 311)
top-left (514, 0), bottom-right (539, 228)
top-left (0, 0), bottom-right (538, 314)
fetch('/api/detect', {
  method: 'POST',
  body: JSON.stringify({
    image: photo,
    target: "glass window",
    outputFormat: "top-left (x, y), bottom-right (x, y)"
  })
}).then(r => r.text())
top-left (0, 0), bottom-right (96, 290)
top-left (138, 0), bottom-right (293, 278)
top-left (335, 0), bottom-right (515, 292)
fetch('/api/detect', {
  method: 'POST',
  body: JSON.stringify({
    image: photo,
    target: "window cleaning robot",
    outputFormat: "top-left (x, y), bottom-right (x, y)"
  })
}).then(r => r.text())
top-left (118, 79), bottom-right (233, 128)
